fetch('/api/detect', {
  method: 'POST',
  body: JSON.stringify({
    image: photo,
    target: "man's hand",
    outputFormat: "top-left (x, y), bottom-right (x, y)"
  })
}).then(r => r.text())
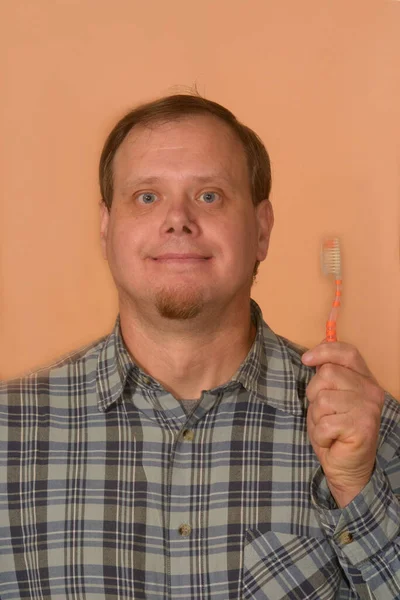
top-left (302, 342), bottom-right (385, 508)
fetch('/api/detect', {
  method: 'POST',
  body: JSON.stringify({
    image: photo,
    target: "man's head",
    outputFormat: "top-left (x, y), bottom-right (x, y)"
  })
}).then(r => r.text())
top-left (100, 94), bottom-right (272, 212)
top-left (99, 94), bottom-right (274, 321)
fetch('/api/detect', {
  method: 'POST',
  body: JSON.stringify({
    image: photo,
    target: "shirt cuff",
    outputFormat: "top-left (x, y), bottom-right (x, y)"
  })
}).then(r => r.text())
top-left (310, 464), bottom-right (400, 566)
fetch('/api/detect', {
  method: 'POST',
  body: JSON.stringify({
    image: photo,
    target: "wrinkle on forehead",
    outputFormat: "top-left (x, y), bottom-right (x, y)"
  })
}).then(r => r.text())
top-left (113, 115), bottom-right (250, 192)
top-left (118, 115), bottom-right (242, 156)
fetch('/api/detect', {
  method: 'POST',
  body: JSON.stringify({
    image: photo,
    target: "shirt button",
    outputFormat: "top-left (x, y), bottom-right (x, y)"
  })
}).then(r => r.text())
top-left (182, 429), bottom-right (194, 441)
top-left (338, 530), bottom-right (353, 545)
top-left (178, 523), bottom-right (192, 537)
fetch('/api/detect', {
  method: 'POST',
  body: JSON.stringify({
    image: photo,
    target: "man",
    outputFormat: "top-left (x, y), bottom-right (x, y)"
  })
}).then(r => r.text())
top-left (0, 94), bottom-right (399, 600)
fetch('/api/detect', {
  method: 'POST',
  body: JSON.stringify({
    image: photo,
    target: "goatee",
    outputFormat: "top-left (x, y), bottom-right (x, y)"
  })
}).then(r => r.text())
top-left (155, 288), bottom-right (204, 320)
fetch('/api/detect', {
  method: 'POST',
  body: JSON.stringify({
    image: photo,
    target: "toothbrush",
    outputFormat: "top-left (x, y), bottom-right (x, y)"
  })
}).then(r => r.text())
top-left (321, 237), bottom-right (342, 343)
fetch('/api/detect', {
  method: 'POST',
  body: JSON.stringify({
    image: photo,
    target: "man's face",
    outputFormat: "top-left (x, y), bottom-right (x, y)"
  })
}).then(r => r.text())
top-left (100, 115), bottom-right (273, 320)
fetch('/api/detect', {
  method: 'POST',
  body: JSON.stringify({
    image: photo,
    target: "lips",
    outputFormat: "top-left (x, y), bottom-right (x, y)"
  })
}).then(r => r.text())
top-left (153, 253), bottom-right (211, 261)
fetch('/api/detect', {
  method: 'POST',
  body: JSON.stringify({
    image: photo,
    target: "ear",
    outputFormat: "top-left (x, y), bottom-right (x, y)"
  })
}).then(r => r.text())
top-left (255, 199), bottom-right (274, 262)
top-left (99, 201), bottom-right (110, 260)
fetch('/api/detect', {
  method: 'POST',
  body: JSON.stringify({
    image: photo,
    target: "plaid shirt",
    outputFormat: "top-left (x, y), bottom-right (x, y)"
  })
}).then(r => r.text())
top-left (1, 300), bottom-right (399, 600)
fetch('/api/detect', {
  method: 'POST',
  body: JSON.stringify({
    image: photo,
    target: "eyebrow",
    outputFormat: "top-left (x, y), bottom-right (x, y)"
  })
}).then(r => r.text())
top-left (120, 174), bottom-right (234, 192)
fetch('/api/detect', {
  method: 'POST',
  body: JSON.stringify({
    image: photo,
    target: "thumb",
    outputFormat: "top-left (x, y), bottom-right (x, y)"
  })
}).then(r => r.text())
top-left (312, 338), bottom-right (327, 373)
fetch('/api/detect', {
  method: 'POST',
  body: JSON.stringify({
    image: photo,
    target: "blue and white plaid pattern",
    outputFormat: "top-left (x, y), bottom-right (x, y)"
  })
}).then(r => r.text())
top-left (0, 300), bottom-right (399, 599)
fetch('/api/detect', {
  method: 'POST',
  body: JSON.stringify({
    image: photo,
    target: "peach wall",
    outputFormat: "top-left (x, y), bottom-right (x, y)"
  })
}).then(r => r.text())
top-left (1, 0), bottom-right (399, 398)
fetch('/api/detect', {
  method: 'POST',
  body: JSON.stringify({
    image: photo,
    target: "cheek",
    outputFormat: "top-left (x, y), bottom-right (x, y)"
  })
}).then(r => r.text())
top-left (107, 221), bottom-right (143, 263)
top-left (228, 218), bottom-right (259, 254)
top-left (212, 223), bottom-right (258, 271)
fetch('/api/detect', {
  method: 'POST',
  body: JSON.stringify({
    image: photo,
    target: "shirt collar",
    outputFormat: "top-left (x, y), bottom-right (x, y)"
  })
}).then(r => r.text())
top-left (96, 316), bottom-right (136, 412)
top-left (96, 300), bottom-right (312, 415)
top-left (232, 300), bottom-right (311, 414)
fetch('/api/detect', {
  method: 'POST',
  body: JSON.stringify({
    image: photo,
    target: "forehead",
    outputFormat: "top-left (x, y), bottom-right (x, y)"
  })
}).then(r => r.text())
top-left (113, 115), bottom-right (249, 184)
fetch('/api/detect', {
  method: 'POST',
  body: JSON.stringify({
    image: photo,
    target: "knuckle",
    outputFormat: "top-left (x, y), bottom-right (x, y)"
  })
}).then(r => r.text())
top-left (318, 419), bottom-right (331, 436)
top-left (307, 406), bottom-right (317, 426)
top-left (319, 363), bottom-right (336, 380)
top-left (305, 382), bottom-right (317, 402)
top-left (315, 390), bottom-right (331, 409)
top-left (314, 420), bottom-right (333, 446)
top-left (347, 345), bottom-right (359, 363)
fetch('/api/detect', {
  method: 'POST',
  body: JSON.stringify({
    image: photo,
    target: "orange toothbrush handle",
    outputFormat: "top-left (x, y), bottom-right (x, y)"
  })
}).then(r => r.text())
top-left (326, 278), bottom-right (342, 343)
top-left (326, 320), bottom-right (337, 343)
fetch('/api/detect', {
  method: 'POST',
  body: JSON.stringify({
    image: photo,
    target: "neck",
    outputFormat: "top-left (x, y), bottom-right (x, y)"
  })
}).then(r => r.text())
top-left (119, 299), bottom-right (256, 400)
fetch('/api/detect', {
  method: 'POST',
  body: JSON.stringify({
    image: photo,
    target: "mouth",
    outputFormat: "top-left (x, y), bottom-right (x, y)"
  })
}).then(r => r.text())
top-left (152, 253), bottom-right (212, 262)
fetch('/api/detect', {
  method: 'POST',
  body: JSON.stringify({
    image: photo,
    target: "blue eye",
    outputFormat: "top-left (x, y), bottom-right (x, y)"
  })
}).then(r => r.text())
top-left (200, 191), bottom-right (218, 203)
top-left (138, 192), bottom-right (157, 204)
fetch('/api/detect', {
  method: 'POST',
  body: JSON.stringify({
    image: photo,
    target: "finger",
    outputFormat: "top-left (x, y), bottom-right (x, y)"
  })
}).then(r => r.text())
top-left (315, 339), bottom-right (326, 373)
top-left (306, 362), bottom-right (366, 400)
top-left (302, 342), bottom-right (373, 378)
top-left (308, 413), bottom-right (356, 448)
top-left (307, 389), bottom-right (359, 426)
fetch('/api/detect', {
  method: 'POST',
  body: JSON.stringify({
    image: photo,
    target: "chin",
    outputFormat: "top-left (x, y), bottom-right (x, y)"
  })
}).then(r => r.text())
top-left (154, 287), bottom-right (204, 320)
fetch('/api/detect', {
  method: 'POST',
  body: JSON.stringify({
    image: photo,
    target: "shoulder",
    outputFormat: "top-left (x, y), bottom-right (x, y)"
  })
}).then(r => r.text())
top-left (262, 323), bottom-right (314, 382)
top-left (255, 317), bottom-right (315, 413)
top-left (276, 334), bottom-right (309, 361)
top-left (0, 334), bottom-right (108, 402)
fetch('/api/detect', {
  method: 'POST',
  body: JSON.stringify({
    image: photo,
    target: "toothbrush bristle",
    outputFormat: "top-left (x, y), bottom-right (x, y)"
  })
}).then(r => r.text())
top-left (321, 237), bottom-right (342, 277)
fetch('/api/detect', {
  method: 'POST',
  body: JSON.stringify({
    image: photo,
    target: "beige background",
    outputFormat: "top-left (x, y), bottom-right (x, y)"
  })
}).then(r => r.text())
top-left (1, 0), bottom-right (399, 398)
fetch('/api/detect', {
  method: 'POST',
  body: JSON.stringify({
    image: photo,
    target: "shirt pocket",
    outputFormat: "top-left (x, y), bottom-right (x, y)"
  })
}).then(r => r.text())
top-left (242, 528), bottom-right (341, 600)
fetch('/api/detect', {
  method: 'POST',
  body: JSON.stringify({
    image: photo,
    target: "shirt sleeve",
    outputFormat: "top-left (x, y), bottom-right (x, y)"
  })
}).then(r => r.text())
top-left (311, 455), bottom-right (400, 599)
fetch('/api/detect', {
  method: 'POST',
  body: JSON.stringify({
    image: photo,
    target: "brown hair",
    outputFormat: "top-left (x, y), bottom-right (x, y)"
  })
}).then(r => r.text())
top-left (99, 94), bottom-right (272, 211)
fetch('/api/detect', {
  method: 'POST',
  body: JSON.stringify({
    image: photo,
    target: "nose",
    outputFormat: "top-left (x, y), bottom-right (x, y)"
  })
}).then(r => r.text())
top-left (160, 195), bottom-right (200, 236)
